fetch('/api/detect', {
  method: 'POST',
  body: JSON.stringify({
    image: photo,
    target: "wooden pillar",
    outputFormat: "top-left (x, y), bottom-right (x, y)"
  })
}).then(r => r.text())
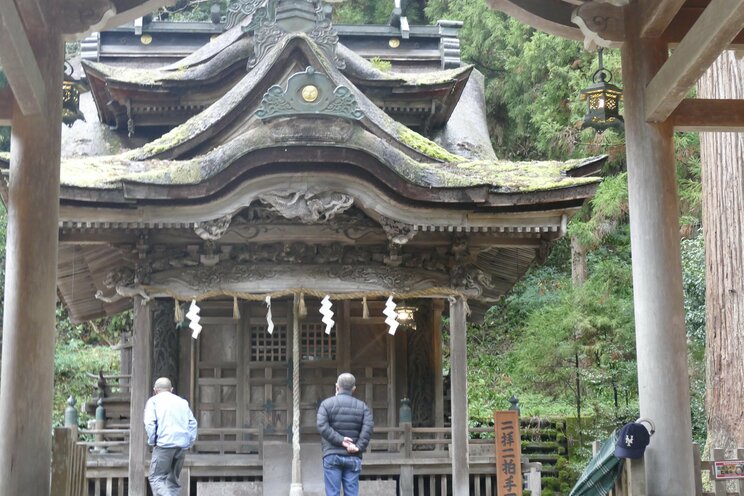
top-left (290, 294), bottom-right (304, 496)
top-left (449, 297), bottom-right (469, 495)
top-left (152, 299), bottom-right (178, 387)
top-left (621, 4), bottom-right (695, 494)
top-left (432, 300), bottom-right (445, 429)
top-left (0, 18), bottom-right (63, 496)
top-left (129, 297), bottom-right (153, 496)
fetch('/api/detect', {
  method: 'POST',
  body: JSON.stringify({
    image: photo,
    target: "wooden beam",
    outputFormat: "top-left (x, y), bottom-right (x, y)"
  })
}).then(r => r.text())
top-left (485, 0), bottom-right (583, 41)
top-left (129, 298), bottom-right (152, 496)
top-left (0, 0), bottom-right (46, 115)
top-left (0, 87), bottom-right (12, 126)
top-left (98, 0), bottom-right (176, 32)
top-left (14, 0), bottom-right (48, 31)
top-left (670, 99), bottom-right (744, 131)
top-left (641, 0), bottom-right (686, 38)
top-left (665, 8), bottom-right (744, 49)
top-left (645, 0), bottom-right (744, 122)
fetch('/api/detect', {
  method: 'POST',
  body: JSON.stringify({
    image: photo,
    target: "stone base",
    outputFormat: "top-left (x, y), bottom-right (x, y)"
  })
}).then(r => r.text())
top-left (196, 481), bottom-right (262, 496)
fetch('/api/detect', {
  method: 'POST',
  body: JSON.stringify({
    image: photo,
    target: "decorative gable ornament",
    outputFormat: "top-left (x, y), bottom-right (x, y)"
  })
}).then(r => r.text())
top-left (256, 66), bottom-right (363, 121)
top-left (246, 0), bottom-right (344, 69)
top-left (226, 0), bottom-right (271, 30)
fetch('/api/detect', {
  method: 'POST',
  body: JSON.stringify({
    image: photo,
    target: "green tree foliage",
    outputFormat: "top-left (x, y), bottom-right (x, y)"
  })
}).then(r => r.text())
top-left (0, 128), bottom-right (9, 152)
top-left (334, 0), bottom-right (426, 24)
top-left (425, 0), bottom-right (624, 161)
top-left (681, 232), bottom-right (706, 444)
top-left (419, 0), bottom-right (705, 466)
top-left (156, 0), bottom-right (231, 21)
top-left (54, 306), bottom-right (120, 427)
top-left (0, 203), bottom-right (124, 426)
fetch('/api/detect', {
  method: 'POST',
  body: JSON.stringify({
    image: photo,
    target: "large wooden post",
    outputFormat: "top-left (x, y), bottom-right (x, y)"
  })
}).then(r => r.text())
top-left (432, 299), bottom-right (445, 429)
top-left (449, 297), bottom-right (469, 495)
top-left (622, 4), bottom-right (695, 493)
top-left (129, 297), bottom-right (154, 496)
top-left (290, 294), bottom-right (304, 496)
top-left (0, 16), bottom-right (63, 496)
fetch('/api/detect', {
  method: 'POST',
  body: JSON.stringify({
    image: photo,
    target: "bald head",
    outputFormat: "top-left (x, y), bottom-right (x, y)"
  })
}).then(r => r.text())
top-left (336, 373), bottom-right (356, 393)
top-left (153, 377), bottom-right (173, 393)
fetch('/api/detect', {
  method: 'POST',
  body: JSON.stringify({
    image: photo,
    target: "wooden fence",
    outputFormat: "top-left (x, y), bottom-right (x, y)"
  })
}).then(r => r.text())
top-left (695, 445), bottom-right (744, 496)
top-left (595, 442), bottom-right (744, 496)
top-left (51, 427), bottom-right (87, 496)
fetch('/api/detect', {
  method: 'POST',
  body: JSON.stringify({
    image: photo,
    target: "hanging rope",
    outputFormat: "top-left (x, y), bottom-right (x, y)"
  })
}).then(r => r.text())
top-left (298, 292), bottom-right (307, 320)
top-left (362, 296), bottom-right (369, 319)
top-left (232, 296), bottom-right (241, 320)
top-left (174, 299), bottom-right (184, 323)
top-left (136, 285), bottom-right (468, 303)
top-left (291, 293), bottom-right (303, 492)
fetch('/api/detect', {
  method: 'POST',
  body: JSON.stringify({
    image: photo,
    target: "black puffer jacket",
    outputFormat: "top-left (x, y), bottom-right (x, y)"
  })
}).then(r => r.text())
top-left (316, 391), bottom-right (374, 458)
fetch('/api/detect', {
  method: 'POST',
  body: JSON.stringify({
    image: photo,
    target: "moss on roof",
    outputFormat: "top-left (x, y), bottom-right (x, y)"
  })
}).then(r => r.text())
top-left (84, 38), bottom-right (252, 86)
top-left (397, 125), bottom-right (464, 163)
top-left (430, 158), bottom-right (601, 192)
top-left (0, 131), bottom-right (600, 194)
top-left (28, 33), bottom-right (601, 198)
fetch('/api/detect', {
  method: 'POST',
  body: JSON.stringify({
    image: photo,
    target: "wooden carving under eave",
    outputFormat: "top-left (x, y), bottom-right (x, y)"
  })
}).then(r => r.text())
top-left (60, 0), bottom-right (115, 36)
top-left (60, 0), bottom-right (177, 38)
top-left (571, 1), bottom-right (626, 49)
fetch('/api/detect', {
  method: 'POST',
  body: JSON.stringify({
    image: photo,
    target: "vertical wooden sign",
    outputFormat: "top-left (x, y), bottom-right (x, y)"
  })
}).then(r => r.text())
top-left (494, 410), bottom-right (523, 496)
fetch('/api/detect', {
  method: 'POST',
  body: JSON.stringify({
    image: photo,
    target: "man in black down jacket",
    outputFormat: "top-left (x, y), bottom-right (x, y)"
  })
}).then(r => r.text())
top-left (316, 372), bottom-right (374, 496)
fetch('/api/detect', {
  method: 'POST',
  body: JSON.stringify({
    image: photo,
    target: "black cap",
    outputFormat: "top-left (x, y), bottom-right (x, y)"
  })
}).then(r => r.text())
top-left (614, 422), bottom-right (651, 459)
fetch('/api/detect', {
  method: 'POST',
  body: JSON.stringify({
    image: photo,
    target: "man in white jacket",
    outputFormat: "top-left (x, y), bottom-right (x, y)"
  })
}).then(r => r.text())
top-left (144, 377), bottom-right (198, 496)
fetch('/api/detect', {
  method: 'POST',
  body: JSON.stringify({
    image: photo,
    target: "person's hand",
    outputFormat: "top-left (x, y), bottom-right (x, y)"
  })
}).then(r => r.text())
top-left (342, 437), bottom-right (359, 453)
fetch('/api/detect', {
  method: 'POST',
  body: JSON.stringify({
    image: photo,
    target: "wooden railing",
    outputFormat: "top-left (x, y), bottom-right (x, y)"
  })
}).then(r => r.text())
top-left (589, 441), bottom-right (744, 496)
top-left (78, 427), bottom-right (264, 457)
top-left (51, 427), bottom-right (87, 496)
top-left (79, 423), bottom-right (499, 456)
top-left (194, 427), bottom-right (264, 456)
top-left (695, 445), bottom-right (744, 496)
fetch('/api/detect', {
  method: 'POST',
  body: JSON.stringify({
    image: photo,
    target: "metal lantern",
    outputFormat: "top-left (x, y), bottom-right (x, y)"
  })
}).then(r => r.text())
top-left (62, 61), bottom-right (85, 127)
top-left (396, 302), bottom-right (417, 331)
top-left (579, 48), bottom-right (623, 130)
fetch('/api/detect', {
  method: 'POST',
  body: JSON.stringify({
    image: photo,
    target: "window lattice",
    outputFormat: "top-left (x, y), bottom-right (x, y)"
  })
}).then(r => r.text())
top-left (301, 322), bottom-right (336, 361)
top-left (250, 324), bottom-right (287, 362)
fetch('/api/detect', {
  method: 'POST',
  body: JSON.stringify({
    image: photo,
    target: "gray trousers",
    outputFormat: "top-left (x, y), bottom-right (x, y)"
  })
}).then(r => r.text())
top-left (148, 446), bottom-right (187, 496)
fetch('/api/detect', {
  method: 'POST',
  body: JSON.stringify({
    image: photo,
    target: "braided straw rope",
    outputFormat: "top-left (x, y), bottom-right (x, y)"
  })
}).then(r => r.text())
top-left (290, 294), bottom-right (303, 494)
top-left (147, 285), bottom-right (468, 306)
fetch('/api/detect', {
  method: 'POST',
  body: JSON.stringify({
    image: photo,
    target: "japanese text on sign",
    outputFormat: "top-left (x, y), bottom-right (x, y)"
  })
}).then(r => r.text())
top-left (494, 410), bottom-right (523, 496)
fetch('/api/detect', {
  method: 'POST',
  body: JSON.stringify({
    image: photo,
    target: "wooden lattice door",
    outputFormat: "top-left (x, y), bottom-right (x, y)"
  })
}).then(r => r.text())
top-left (243, 300), bottom-right (291, 439)
top-left (299, 300), bottom-right (338, 437)
top-left (195, 300), bottom-right (239, 430)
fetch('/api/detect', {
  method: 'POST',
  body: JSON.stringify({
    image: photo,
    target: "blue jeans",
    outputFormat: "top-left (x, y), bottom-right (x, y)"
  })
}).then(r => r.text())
top-left (323, 454), bottom-right (362, 496)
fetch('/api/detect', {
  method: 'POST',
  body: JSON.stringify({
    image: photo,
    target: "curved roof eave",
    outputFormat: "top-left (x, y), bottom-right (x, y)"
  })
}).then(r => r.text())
top-left (52, 173), bottom-right (594, 245)
top-left (0, 143), bottom-right (603, 208)
top-left (486, 0), bottom-right (583, 40)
